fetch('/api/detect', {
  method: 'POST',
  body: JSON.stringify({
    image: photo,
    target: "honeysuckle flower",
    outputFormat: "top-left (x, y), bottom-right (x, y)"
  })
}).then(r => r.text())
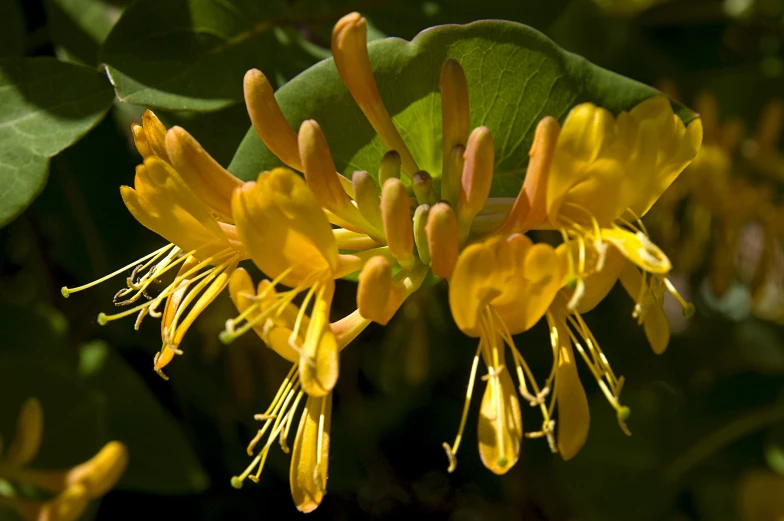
top-left (0, 398), bottom-right (129, 521)
top-left (227, 265), bottom-right (371, 512)
top-left (61, 111), bottom-right (247, 379)
top-left (445, 233), bottom-right (563, 473)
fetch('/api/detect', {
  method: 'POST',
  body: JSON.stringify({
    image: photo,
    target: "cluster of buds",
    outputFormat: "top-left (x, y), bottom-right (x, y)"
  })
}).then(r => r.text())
top-left (61, 12), bottom-right (702, 512)
top-left (0, 398), bottom-right (128, 521)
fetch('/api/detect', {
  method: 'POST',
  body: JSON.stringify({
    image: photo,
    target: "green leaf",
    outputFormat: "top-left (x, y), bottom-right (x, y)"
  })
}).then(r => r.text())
top-left (78, 341), bottom-right (210, 494)
top-left (46, 0), bottom-right (126, 65)
top-left (100, 0), bottom-right (330, 111)
top-left (229, 20), bottom-right (695, 197)
top-left (0, 0), bottom-right (25, 59)
top-left (0, 57), bottom-right (114, 226)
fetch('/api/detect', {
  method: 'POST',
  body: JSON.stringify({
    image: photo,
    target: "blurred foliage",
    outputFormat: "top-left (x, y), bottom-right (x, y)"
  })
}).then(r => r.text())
top-left (0, 0), bottom-right (782, 520)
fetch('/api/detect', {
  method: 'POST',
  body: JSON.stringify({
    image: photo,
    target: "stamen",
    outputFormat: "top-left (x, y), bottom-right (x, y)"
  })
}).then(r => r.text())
top-left (664, 277), bottom-right (695, 317)
top-left (61, 243), bottom-right (174, 297)
top-left (442, 342), bottom-right (482, 473)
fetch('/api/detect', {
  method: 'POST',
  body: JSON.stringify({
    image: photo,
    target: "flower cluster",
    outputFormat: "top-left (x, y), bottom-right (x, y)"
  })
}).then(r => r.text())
top-left (61, 12), bottom-right (702, 512)
top-left (647, 91), bottom-right (784, 323)
top-left (0, 398), bottom-right (128, 521)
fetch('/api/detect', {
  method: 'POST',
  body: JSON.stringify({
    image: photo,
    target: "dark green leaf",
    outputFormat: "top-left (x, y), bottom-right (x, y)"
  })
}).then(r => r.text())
top-left (0, 0), bottom-right (25, 59)
top-left (79, 341), bottom-right (210, 494)
top-left (100, 0), bottom-right (331, 111)
top-left (228, 20), bottom-right (695, 197)
top-left (46, 0), bottom-right (126, 65)
top-left (0, 57), bottom-right (114, 226)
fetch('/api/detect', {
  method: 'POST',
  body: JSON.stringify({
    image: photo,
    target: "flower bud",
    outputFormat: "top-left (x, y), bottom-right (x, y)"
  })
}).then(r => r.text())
top-left (381, 178), bottom-right (415, 269)
top-left (458, 126), bottom-right (494, 241)
top-left (412, 205), bottom-right (431, 265)
top-left (351, 170), bottom-right (382, 229)
top-left (426, 202), bottom-right (459, 278)
top-left (4, 397), bottom-right (43, 467)
top-left (378, 150), bottom-right (401, 186)
top-left (357, 255), bottom-right (394, 325)
top-left (243, 69), bottom-right (302, 170)
top-left (332, 13), bottom-right (418, 176)
top-left (412, 170), bottom-right (434, 206)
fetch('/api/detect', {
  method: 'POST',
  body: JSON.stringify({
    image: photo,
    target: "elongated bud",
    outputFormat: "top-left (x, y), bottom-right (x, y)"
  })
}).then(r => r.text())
top-left (498, 117), bottom-right (560, 234)
top-left (413, 205), bottom-right (431, 265)
top-left (378, 150), bottom-right (401, 186)
top-left (4, 397), bottom-right (43, 467)
top-left (243, 69), bottom-right (302, 170)
top-left (381, 178), bottom-right (415, 269)
top-left (426, 202), bottom-right (459, 278)
top-left (165, 127), bottom-right (242, 221)
top-left (290, 393), bottom-right (332, 513)
top-left (442, 144), bottom-right (465, 206)
top-left (67, 441), bottom-right (129, 498)
top-left (299, 120), bottom-right (352, 213)
top-left (357, 256), bottom-right (393, 324)
top-left (332, 12), bottom-right (418, 176)
top-left (440, 59), bottom-right (470, 197)
top-left (412, 170), bottom-right (435, 205)
top-left (458, 126), bottom-right (494, 241)
top-left (351, 170), bottom-right (382, 229)
top-left (141, 110), bottom-right (168, 161)
top-left (131, 123), bottom-right (153, 158)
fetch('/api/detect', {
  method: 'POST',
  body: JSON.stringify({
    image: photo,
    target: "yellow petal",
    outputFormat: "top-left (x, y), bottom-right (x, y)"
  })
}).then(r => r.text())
top-left (448, 240), bottom-right (501, 336)
top-left (131, 123), bottom-right (153, 159)
top-left (738, 469), bottom-right (784, 521)
top-left (37, 483), bottom-right (90, 521)
top-left (477, 361), bottom-right (522, 475)
top-left (232, 168), bottom-right (338, 286)
top-left (556, 241), bottom-right (626, 313)
top-left (492, 239), bottom-right (563, 334)
top-left (332, 13), bottom-right (418, 176)
top-left (290, 393), bottom-right (332, 513)
top-left (549, 311), bottom-right (590, 460)
top-left (299, 281), bottom-right (339, 397)
top-left (602, 227), bottom-right (672, 274)
top-left (165, 126), bottom-right (242, 222)
top-left (141, 110), bottom-right (168, 161)
top-left (619, 262), bottom-right (671, 354)
top-left (243, 69), bottom-right (302, 170)
top-left (121, 158), bottom-right (229, 260)
top-left (4, 397), bottom-right (43, 467)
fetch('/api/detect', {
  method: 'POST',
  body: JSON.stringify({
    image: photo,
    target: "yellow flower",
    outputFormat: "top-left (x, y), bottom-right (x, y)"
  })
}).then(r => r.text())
top-left (444, 234), bottom-right (563, 473)
top-left (227, 265), bottom-right (370, 512)
top-left (61, 111), bottom-right (247, 379)
top-left (0, 398), bottom-right (128, 521)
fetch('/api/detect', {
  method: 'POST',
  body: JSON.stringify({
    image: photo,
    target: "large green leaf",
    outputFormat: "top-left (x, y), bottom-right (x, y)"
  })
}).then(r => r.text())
top-left (78, 341), bottom-right (210, 494)
top-left (229, 20), bottom-right (696, 197)
top-left (46, 0), bottom-right (127, 65)
top-left (0, 57), bottom-right (114, 227)
top-left (99, 0), bottom-right (337, 111)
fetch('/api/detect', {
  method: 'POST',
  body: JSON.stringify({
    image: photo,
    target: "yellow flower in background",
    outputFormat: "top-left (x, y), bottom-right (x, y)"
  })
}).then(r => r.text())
top-left (61, 111), bottom-right (247, 379)
top-left (0, 398), bottom-right (128, 521)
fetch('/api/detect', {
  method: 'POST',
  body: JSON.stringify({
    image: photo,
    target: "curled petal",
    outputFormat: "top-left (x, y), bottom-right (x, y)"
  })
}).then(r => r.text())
top-left (290, 393), bottom-right (332, 513)
top-left (477, 362), bottom-right (522, 475)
